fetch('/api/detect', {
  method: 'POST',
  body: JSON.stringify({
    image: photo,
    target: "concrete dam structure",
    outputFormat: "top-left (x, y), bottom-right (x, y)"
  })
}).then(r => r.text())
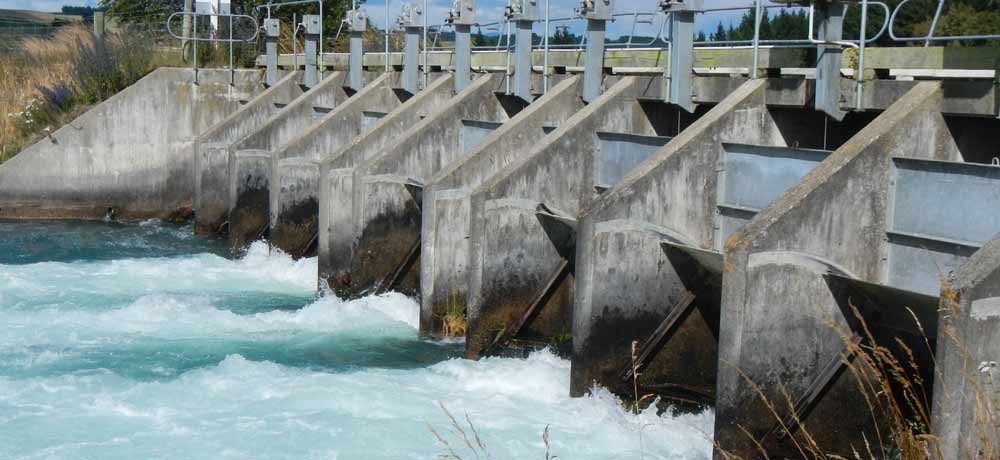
top-left (3, 0), bottom-right (1000, 457)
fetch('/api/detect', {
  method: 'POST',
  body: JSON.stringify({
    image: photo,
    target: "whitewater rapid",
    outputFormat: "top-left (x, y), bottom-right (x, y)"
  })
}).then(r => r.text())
top-left (0, 220), bottom-right (714, 459)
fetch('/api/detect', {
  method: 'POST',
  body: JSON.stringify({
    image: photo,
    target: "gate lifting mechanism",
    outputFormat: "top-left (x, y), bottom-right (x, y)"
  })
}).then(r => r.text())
top-left (166, 11), bottom-right (260, 85)
top-left (506, 0), bottom-right (538, 101)
top-left (397, 3), bottom-right (424, 95)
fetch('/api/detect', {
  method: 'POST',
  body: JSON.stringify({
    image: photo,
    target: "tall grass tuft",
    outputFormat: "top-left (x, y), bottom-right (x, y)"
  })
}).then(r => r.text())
top-left (1, 25), bottom-right (157, 164)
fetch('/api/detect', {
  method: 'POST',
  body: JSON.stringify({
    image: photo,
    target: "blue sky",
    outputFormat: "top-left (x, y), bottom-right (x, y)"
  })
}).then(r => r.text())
top-left (1, 0), bottom-right (747, 36)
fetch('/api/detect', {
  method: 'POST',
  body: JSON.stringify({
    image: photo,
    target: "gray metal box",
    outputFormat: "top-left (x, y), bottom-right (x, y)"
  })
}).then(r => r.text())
top-left (264, 18), bottom-right (280, 37)
top-left (397, 3), bottom-right (423, 28)
top-left (579, 0), bottom-right (612, 21)
top-left (347, 9), bottom-right (367, 32)
top-left (659, 0), bottom-right (703, 13)
top-left (447, 0), bottom-right (476, 25)
top-left (302, 14), bottom-right (322, 34)
top-left (507, 0), bottom-right (540, 21)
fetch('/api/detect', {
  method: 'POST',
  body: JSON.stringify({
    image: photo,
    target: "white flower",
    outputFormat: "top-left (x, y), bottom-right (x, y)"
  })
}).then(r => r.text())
top-left (978, 361), bottom-right (997, 374)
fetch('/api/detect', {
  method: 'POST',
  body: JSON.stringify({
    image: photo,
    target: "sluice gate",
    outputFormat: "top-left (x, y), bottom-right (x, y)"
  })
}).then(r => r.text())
top-left (2, 0), bottom-right (1000, 457)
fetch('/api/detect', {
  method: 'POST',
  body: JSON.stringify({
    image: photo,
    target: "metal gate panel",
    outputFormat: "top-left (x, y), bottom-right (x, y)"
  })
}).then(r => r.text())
top-left (461, 120), bottom-right (503, 154)
top-left (595, 132), bottom-right (671, 190)
top-left (715, 143), bottom-right (829, 250)
top-left (887, 158), bottom-right (1000, 295)
top-left (361, 111), bottom-right (387, 132)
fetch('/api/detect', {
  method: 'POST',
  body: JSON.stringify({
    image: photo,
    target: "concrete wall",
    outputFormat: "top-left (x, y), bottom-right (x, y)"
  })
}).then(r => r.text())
top-left (715, 82), bottom-right (963, 457)
top-left (0, 68), bottom-right (262, 220)
top-left (464, 77), bottom-right (673, 359)
top-left (932, 233), bottom-right (1000, 459)
top-left (322, 73), bottom-right (516, 297)
top-left (267, 72), bottom-right (410, 254)
top-left (225, 72), bottom-right (390, 249)
top-left (420, 75), bottom-right (585, 338)
top-left (194, 71), bottom-right (305, 234)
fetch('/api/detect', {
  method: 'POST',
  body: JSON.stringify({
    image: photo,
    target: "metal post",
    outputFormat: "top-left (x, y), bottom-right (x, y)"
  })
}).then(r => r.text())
top-left (193, 14), bottom-right (199, 84)
top-left (265, 18), bottom-right (280, 86)
top-left (303, 15), bottom-right (321, 88)
top-left (579, 0), bottom-right (611, 103)
top-left (94, 11), bottom-right (105, 37)
top-left (814, 1), bottom-right (847, 120)
top-left (543, 0), bottom-right (550, 92)
top-left (855, 0), bottom-right (868, 111)
top-left (448, 0), bottom-right (475, 93)
top-left (228, 15), bottom-right (234, 85)
top-left (422, 0), bottom-right (428, 88)
top-left (399, 3), bottom-right (423, 94)
top-left (385, 0), bottom-right (390, 72)
top-left (662, 0), bottom-right (700, 113)
top-left (513, 20), bottom-right (533, 100)
top-left (347, 8), bottom-right (367, 92)
top-left (182, 0), bottom-right (193, 61)
top-left (455, 24), bottom-right (472, 91)
top-left (751, 0), bottom-right (761, 78)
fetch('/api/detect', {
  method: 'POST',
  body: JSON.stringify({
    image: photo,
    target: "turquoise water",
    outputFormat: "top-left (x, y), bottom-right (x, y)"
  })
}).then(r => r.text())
top-left (0, 219), bottom-right (713, 459)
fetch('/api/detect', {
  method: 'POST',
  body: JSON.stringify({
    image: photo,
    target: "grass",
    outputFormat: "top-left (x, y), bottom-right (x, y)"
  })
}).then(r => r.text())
top-left (441, 291), bottom-right (468, 338)
top-left (0, 24), bottom-right (184, 164)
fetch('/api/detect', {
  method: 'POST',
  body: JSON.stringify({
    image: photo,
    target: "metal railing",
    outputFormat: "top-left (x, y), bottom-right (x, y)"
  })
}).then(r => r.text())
top-left (166, 11), bottom-right (260, 84)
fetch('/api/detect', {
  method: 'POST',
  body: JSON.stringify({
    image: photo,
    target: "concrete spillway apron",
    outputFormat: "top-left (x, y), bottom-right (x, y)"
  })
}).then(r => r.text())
top-left (322, 73), bottom-right (527, 298)
top-left (225, 72), bottom-right (378, 250)
top-left (194, 71), bottom-right (305, 235)
top-left (714, 81), bottom-right (989, 458)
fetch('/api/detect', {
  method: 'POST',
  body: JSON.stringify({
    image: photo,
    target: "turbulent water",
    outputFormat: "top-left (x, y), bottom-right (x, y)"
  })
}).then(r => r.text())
top-left (0, 219), bottom-right (714, 459)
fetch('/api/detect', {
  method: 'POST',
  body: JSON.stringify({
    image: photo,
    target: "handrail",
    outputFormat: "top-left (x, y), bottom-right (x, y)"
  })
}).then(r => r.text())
top-left (889, 0), bottom-right (1000, 44)
top-left (166, 12), bottom-right (259, 42)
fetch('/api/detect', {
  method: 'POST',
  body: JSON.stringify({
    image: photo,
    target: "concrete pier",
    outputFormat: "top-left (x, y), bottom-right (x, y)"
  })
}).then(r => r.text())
top-left (193, 71), bottom-right (305, 234)
top-left (464, 76), bottom-right (676, 359)
top-left (420, 75), bottom-right (585, 338)
top-left (933, 233), bottom-right (1000, 459)
top-left (196, 70), bottom-right (350, 240)
top-left (225, 72), bottom-right (384, 249)
top-left (316, 74), bottom-right (459, 283)
top-left (715, 81), bottom-right (998, 457)
top-left (266, 72), bottom-right (412, 256)
top-left (321, 73), bottom-right (521, 297)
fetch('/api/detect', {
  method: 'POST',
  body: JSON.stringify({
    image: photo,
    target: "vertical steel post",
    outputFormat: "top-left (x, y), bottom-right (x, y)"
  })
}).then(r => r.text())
top-left (582, 20), bottom-right (606, 103)
top-left (399, 3), bottom-right (423, 94)
top-left (448, 0), bottom-right (475, 93)
top-left (385, 0), bottom-right (390, 72)
top-left (182, 0), bottom-right (193, 61)
top-left (543, 0), bottom-right (550, 92)
top-left (265, 18), bottom-right (280, 86)
top-left (661, 0), bottom-right (701, 112)
top-left (814, 1), bottom-right (847, 120)
top-left (513, 20), bottom-right (533, 100)
top-left (455, 24), bottom-right (472, 92)
top-left (347, 8), bottom-right (367, 92)
top-left (303, 15), bottom-right (321, 88)
top-left (579, 0), bottom-right (611, 103)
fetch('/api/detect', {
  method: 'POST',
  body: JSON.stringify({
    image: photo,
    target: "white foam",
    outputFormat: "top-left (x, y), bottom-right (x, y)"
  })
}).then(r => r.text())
top-left (0, 241), bottom-right (317, 311)
top-left (0, 350), bottom-right (714, 460)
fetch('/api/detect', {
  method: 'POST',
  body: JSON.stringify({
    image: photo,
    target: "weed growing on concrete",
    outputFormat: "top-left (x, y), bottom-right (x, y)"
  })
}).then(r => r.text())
top-left (441, 291), bottom-right (467, 337)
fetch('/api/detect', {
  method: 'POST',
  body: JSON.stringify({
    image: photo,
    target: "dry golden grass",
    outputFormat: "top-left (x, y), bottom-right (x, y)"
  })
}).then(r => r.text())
top-left (0, 25), bottom-right (95, 162)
